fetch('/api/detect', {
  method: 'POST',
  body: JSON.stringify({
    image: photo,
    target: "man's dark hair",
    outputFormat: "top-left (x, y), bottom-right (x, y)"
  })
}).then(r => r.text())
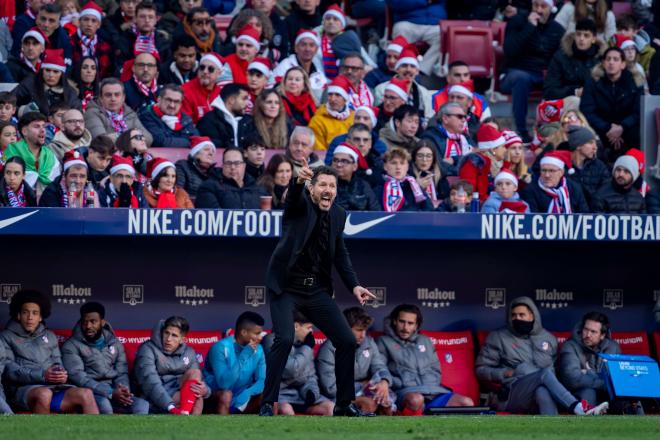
top-left (343, 307), bottom-right (374, 329)
top-left (244, 131), bottom-right (265, 148)
top-left (48, 103), bottom-right (71, 117)
top-left (9, 289), bottom-right (51, 320)
top-left (448, 60), bottom-right (469, 71)
top-left (293, 310), bottom-right (311, 324)
top-left (341, 52), bottom-right (364, 65)
top-left (235, 311), bottom-right (265, 332)
top-left (18, 112), bottom-right (47, 132)
top-left (581, 311), bottom-right (610, 335)
top-left (163, 316), bottom-right (190, 335)
top-left (392, 104), bottom-right (418, 123)
top-left (172, 34), bottom-right (198, 53)
top-left (603, 46), bottom-right (624, 61)
top-left (0, 91), bottom-right (17, 106)
top-left (99, 77), bottom-right (124, 96)
top-left (220, 83), bottom-right (248, 102)
top-left (616, 13), bottom-right (638, 31)
top-left (186, 6), bottom-right (210, 23)
top-left (136, 0), bottom-right (158, 14)
top-left (310, 166), bottom-right (338, 185)
top-left (40, 3), bottom-right (62, 15)
top-left (223, 146), bottom-right (243, 159)
top-left (347, 123), bottom-right (371, 137)
top-left (80, 302), bottom-right (106, 320)
top-left (389, 304), bottom-right (423, 329)
top-left (575, 18), bottom-right (597, 35)
top-left (89, 135), bottom-right (116, 155)
top-left (161, 83), bottom-right (184, 97)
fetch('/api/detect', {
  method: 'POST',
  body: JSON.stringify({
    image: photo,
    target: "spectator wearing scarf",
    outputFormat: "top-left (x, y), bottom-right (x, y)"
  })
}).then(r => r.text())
top-left (0, 156), bottom-right (38, 207)
top-left (124, 52), bottom-right (161, 111)
top-left (376, 147), bottom-right (431, 212)
top-left (139, 84), bottom-right (199, 148)
top-left (143, 157), bottom-right (194, 209)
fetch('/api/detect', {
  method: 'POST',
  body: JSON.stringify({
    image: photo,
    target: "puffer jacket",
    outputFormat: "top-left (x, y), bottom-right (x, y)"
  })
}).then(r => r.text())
top-left (195, 174), bottom-right (269, 209)
top-left (317, 335), bottom-right (392, 399)
top-left (335, 175), bottom-right (380, 211)
top-left (520, 176), bottom-right (590, 213)
top-left (481, 191), bottom-right (530, 213)
top-left (568, 157), bottom-right (610, 211)
top-left (175, 157), bottom-right (222, 200)
top-left (475, 296), bottom-right (557, 387)
top-left (376, 320), bottom-right (450, 396)
top-left (47, 129), bottom-right (93, 161)
top-left (591, 180), bottom-right (646, 214)
top-left (559, 323), bottom-right (620, 392)
top-left (503, 13), bottom-right (564, 75)
top-left (62, 321), bottom-right (129, 397)
top-left (134, 320), bottom-right (201, 411)
top-left (0, 178), bottom-right (38, 207)
top-left (138, 104), bottom-right (199, 148)
top-left (0, 338), bottom-right (12, 413)
top-left (84, 100), bottom-right (153, 146)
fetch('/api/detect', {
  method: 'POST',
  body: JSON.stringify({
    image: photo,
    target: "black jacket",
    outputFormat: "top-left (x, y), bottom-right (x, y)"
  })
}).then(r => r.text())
top-left (38, 178), bottom-right (65, 207)
top-left (503, 13), bottom-right (564, 74)
top-left (0, 178), bottom-right (37, 207)
top-left (124, 79), bottom-right (161, 113)
top-left (568, 157), bottom-right (611, 211)
top-left (543, 33), bottom-right (606, 100)
top-left (195, 174), bottom-right (268, 209)
top-left (5, 57), bottom-right (36, 84)
top-left (175, 157), bottom-right (221, 199)
top-left (284, 4), bottom-right (322, 49)
top-left (646, 188), bottom-right (660, 214)
top-left (98, 180), bottom-right (148, 208)
top-left (138, 105), bottom-right (199, 148)
top-left (335, 175), bottom-right (380, 211)
top-left (520, 177), bottom-right (590, 213)
top-left (115, 30), bottom-right (171, 71)
top-left (197, 104), bottom-right (254, 149)
top-left (15, 74), bottom-right (82, 116)
top-left (358, 148), bottom-right (386, 189)
top-left (591, 181), bottom-right (646, 214)
top-left (158, 61), bottom-right (197, 86)
top-left (265, 180), bottom-right (359, 295)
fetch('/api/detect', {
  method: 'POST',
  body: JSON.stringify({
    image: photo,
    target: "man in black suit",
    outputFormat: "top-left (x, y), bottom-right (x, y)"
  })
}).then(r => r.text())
top-left (260, 159), bottom-right (376, 417)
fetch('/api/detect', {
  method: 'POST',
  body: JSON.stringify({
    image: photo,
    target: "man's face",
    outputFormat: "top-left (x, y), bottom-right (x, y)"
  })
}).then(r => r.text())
top-left (395, 114), bottom-right (419, 138)
top-left (111, 170), bottom-right (134, 190)
top-left (42, 68), bottom-right (62, 87)
top-left (18, 303), bottom-right (42, 333)
top-left (237, 324), bottom-right (264, 346)
top-left (190, 12), bottom-right (212, 40)
top-left (162, 325), bottom-right (184, 354)
top-left (540, 165), bottom-right (564, 188)
top-left (22, 38), bottom-right (44, 61)
top-left (245, 144), bottom-right (266, 165)
top-left (331, 152), bottom-right (357, 181)
top-left (81, 312), bottom-right (104, 341)
top-left (339, 57), bottom-right (365, 86)
top-left (397, 63), bottom-right (418, 81)
top-left (577, 140), bottom-right (597, 159)
top-left (384, 156), bottom-right (409, 180)
top-left (604, 51), bottom-right (626, 77)
top-left (158, 89), bottom-right (183, 116)
top-left (382, 92), bottom-right (405, 114)
top-left (448, 92), bottom-right (471, 112)
top-left (37, 11), bottom-right (60, 36)
top-left (247, 70), bottom-right (268, 93)
top-left (448, 65), bottom-right (470, 86)
top-left (511, 305), bottom-right (534, 322)
top-left (198, 61), bottom-right (221, 88)
top-left (120, 0), bottom-right (138, 17)
top-left (100, 84), bottom-right (125, 112)
top-left (614, 166), bottom-right (633, 187)
top-left (228, 90), bottom-right (249, 116)
top-left (348, 129), bottom-right (372, 156)
top-left (581, 319), bottom-right (605, 348)
top-left (252, 0), bottom-right (275, 14)
top-left (295, 39), bottom-right (318, 62)
top-left (173, 45), bottom-right (197, 72)
top-left (62, 110), bottom-right (85, 140)
top-left (80, 15), bottom-right (101, 38)
top-left (495, 179), bottom-right (516, 199)
top-left (236, 41), bottom-right (258, 62)
top-left (327, 92), bottom-right (346, 112)
top-left (351, 325), bottom-right (368, 346)
top-left (22, 120), bottom-right (47, 146)
top-left (394, 311), bottom-right (418, 341)
top-left (87, 149), bottom-right (113, 171)
top-left (442, 107), bottom-right (467, 133)
top-left (65, 165), bottom-right (88, 192)
top-left (179, 0), bottom-right (202, 14)
top-left (222, 150), bottom-right (246, 181)
top-left (574, 30), bottom-right (596, 51)
top-left (49, 108), bottom-right (66, 129)
top-left (289, 133), bottom-right (312, 162)
top-left (354, 111), bottom-right (373, 130)
top-left (135, 8), bottom-right (157, 34)
top-left (492, 145), bottom-right (507, 161)
top-left (294, 321), bottom-right (313, 342)
top-left (134, 53), bottom-right (158, 84)
top-left (323, 15), bottom-right (343, 36)
top-left (385, 51), bottom-right (399, 72)
top-left (308, 173), bottom-right (337, 211)
top-left (532, 0), bottom-right (552, 23)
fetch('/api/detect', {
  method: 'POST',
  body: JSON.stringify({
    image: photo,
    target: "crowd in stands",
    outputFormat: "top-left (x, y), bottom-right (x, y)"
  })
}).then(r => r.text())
top-left (1, 289), bottom-right (629, 415)
top-left (0, 0), bottom-right (660, 214)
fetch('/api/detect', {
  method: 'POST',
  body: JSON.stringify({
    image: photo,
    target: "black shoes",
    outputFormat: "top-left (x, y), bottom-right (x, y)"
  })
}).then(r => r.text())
top-left (259, 403), bottom-right (274, 416)
top-left (333, 403), bottom-right (375, 417)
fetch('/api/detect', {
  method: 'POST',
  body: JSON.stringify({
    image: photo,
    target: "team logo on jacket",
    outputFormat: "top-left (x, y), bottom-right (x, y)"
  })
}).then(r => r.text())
top-left (444, 353), bottom-right (453, 364)
top-left (365, 287), bottom-right (386, 308)
top-left (418, 344), bottom-right (426, 353)
top-left (123, 285), bottom-right (144, 306)
top-left (485, 288), bottom-right (506, 310)
top-left (109, 346), bottom-right (115, 355)
top-left (42, 335), bottom-right (49, 343)
top-left (362, 349), bottom-right (370, 358)
top-left (183, 356), bottom-right (190, 365)
top-left (0, 284), bottom-right (21, 303)
top-left (535, 289), bottom-right (573, 309)
top-left (541, 341), bottom-right (549, 351)
top-left (196, 353), bottom-right (204, 364)
top-left (603, 289), bottom-right (624, 310)
top-left (52, 284), bottom-right (92, 305)
top-left (417, 288), bottom-right (455, 308)
top-left (175, 285), bottom-right (214, 306)
top-left (245, 286), bottom-right (266, 307)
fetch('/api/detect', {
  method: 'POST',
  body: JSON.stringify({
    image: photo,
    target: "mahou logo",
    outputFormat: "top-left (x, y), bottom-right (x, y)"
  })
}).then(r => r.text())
top-left (535, 289), bottom-right (573, 309)
top-left (417, 288), bottom-right (455, 309)
top-left (175, 285), bottom-right (214, 306)
top-left (52, 284), bottom-right (92, 305)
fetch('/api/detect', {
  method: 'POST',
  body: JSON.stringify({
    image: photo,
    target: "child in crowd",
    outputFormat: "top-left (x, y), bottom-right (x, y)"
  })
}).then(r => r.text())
top-left (438, 179), bottom-right (474, 212)
top-left (482, 169), bottom-right (530, 213)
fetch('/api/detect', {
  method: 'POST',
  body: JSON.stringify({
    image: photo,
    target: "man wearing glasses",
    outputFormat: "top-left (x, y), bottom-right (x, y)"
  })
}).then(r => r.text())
top-left (331, 142), bottom-right (379, 211)
top-left (48, 109), bottom-right (93, 161)
top-left (124, 52), bottom-right (161, 111)
top-left (422, 103), bottom-right (472, 177)
top-left (176, 6), bottom-right (220, 54)
top-left (139, 84), bottom-right (199, 148)
top-left (181, 52), bottom-right (223, 124)
top-left (339, 54), bottom-right (373, 109)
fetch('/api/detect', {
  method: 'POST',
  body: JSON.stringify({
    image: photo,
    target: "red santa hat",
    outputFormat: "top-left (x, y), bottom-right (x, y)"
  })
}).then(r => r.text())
top-left (537, 99), bottom-right (564, 124)
top-left (395, 45), bottom-right (420, 70)
top-left (189, 136), bottom-right (216, 158)
top-left (476, 124), bottom-right (505, 150)
top-left (448, 80), bottom-right (474, 99)
top-left (110, 155), bottom-right (136, 176)
top-left (541, 150), bottom-right (574, 174)
top-left (385, 77), bottom-right (410, 101)
top-left (494, 168), bottom-right (519, 188)
top-left (334, 142), bottom-right (369, 170)
top-left (625, 148), bottom-right (645, 174)
top-left (22, 27), bottom-right (46, 46)
top-left (502, 129), bottom-right (523, 149)
top-left (295, 29), bottom-right (320, 46)
top-left (387, 35), bottom-right (409, 55)
top-left (147, 157), bottom-right (175, 180)
top-left (355, 105), bottom-right (379, 127)
top-left (79, 1), bottom-right (103, 21)
top-left (41, 49), bottom-right (66, 73)
top-left (327, 75), bottom-right (351, 102)
top-left (248, 57), bottom-right (272, 77)
top-left (200, 52), bottom-right (225, 71)
top-left (63, 150), bottom-right (88, 172)
top-left (236, 24), bottom-right (261, 50)
top-left (323, 4), bottom-right (346, 28)
top-left (613, 34), bottom-right (636, 51)
top-left (499, 200), bottom-right (528, 213)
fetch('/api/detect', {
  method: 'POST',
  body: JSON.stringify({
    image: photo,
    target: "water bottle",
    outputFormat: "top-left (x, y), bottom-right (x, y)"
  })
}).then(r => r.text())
top-left (85, 182), bottom-right (95, 208)
top-left (456, 186), bottom-right (467, 213)
top-left (68, 181), bottom-right (78, 208)
top-left (470, 192), bottom-right (481, 213)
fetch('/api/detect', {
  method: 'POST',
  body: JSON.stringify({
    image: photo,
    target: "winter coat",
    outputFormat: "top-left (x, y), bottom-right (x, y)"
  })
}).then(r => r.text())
top-left (374, 80), bottom-right (435, 121)
top-left (308, 105), bottom-right (355, 151)
top-left (181, 77), bottom-right (221, 124)
top-left (503, 13), bottom-right (564, 74)
top-left (202, 336), bottom-right (265, 409)
top-left (422, 124), bottom-right (471, 177)
top-left (375, 179), bottom-right (433, 211)
top-left (98, 180), bottom-right (148, 208)
top-left (84, 100), bottom-right (154, 146)
top-left (0, 178), bottom-right (37, 207)
top-left (14, 74), bottom-right (82, 117)
top-left (376, 320), bottom-right (451, 397)
top-left (175, 157), bottom-right (222, 200)
top-left (520, 176), bottom-right (590, 213)
top-left (482, 191), bottom-right (530, 213)
top-left (195, 174), bottom-right (268, 209)
top-left (543, 33), bottom-right (607, 100)
top-left (123, 79), bottom-right (160, 112)
top-left (379, 124), bottom-right (419, 153)
top-left (386, 0), bottom-right (447, 26)
top-left (646, 188), bottom-right (660, 214)
top-left (317, 335), bottom-right (392, 399)
top-left (12, 24), bottom-right (73, 67)
top-left (272, 55), bottom-right (328, 102)
top-left (158, 61), bottom-right (197, 86)
top-left (559, 324), bottom-right (620, 392)
top-left (283, 4), bottom-right (322, 49)
top-left (61, 321), bottom-right (130, 398)
top-left (47, 129), bottom-right (93, 161)
top-left (115, 30), bottom-right (171, 71)
top-left (69, 31), bottom-right (114, 80)
top-left (591, 180), bottom-right (646, 213)
top-left (197, 97), bottom-right (254, 149)
top-left (325, 133), bottom-right (388, 166)
top-left (458, 152), bottom-right (492, 202)
top-left (335, 175), bottom-right (380, 211)
top-left (5, 56), bottom-right (36, 84)
top-left (554, 3), bottom-right (616, 41)
top-left (138, 105), bottom-right (199, 149)
top-left (431, 88), bottom-right (492, 121)
top-left (568, 157), bottom-right (610, 211)
top-left (475, 296), bottom-right (558, 387)
top-left (134, 320), bottom-right (203, 411)
top-left (143, 186), bottom-right (194, 209)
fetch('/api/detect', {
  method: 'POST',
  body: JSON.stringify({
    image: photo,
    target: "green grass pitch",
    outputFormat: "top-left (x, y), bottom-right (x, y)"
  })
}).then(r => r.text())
top-left (1, 415), bottom-right (658, 439)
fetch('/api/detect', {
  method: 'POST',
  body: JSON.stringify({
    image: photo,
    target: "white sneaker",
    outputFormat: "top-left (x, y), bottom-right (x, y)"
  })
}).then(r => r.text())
top-left (586, 401), bottom-right (609, 416)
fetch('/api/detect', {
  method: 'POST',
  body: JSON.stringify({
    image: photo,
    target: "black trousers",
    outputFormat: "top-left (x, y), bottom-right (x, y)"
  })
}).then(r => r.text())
top-left (263, 289), bottom-right (357, 407)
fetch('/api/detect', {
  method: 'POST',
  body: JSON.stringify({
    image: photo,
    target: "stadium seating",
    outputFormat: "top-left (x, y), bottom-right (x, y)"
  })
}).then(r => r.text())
top-left (612, 331), bottom-right (651, 356)
top-left (551, 331), bottom-right (572, 350)
top-left (313, 331), bottom-right (327, 357)
top-left (612, 2), bottom-right (633, 17)
top-left (213, 15), bottom-right (233, 42)
top-left (654, 332), bottom-right (660, 362)
top-left (147, 148), bottom-right (326, 166)
top-left (53, 328), bottom-right (73, 346)
top-left (114, 329), bottom-right (151, 370)
top-left (184, 330), bottom-right (224, 368)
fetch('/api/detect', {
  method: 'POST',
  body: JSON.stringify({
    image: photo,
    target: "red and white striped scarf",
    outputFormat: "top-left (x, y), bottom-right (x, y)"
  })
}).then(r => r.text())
top-left (152, 104), bottom-right (182, 131)
top-left (77, 29), bottom-right (97, 57)
top-left (133, 31), bottom-right (156, 55)
top-left (349, 82), bottom-right (373, 109)
top-left (106, 107), bottom-right (127, 133)
top-left (133, 74), bottom-right (158, 97)
top-left (443, 130), bottom-right (470, 159)
top-left (538, 177), bottom-right (572, 214)
top-left (382, 175), bottom-right (426, 212)
top-left (19, 53), bottom-right (40, 72)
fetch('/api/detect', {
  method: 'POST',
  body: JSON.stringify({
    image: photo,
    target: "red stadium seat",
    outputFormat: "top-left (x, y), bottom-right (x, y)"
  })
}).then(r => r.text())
top-left (52, 328), bottom-right (72, 346)
top-left (654, 333), bottom-right (660, 362)
top-left (114, 329), bottom-right (151, 370)
top-left (551, 331), bottom-right (572, 351)
top-left (185, 330), bottom-right (223, 368)
top-left (213, 15), bottom-right (233, 42)
top-left (147, 148), bottom-right (325, 169)
top-left (446, 27), bottom-right (494, 80)
top-left (476, 330), bottom-right (489, 349)
top-left (612, 2), bottom-right (633, 17)
top-left (420, 330), bottom-right (480, 404)
top-left (313, 331), bottom-right (327, 357)
top-left (612, 331), bottom-right (651, 355)
top-left (439, 20), bottom-right (491, 57)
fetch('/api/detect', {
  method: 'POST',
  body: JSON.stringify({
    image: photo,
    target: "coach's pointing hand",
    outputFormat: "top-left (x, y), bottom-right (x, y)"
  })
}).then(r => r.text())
top-left (353, 286), bottom-right (376, 305)
top-left (297, 157), bottom-right (313, 184)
